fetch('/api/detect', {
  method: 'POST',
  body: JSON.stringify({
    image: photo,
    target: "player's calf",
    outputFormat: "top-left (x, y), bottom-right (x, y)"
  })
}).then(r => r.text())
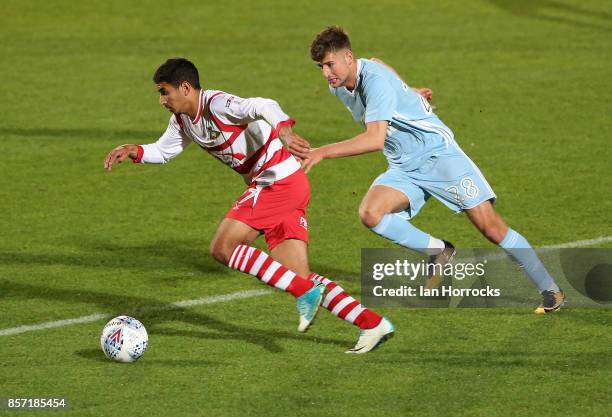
top-left (499, 228), bottom-right (562, 295)
top-left (228, 244), bottom-right (314, 298)
top-left (309, 273), bottom-right (382, 330)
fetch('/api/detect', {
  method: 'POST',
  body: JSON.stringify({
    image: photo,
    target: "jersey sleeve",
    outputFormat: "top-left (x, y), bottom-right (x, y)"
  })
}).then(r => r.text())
top-left (362, 74), bottom-right (397, 124)
top-left (137, 115), bottom-right (191, 164)
top-left (209, 93), bottom-right (293, 132)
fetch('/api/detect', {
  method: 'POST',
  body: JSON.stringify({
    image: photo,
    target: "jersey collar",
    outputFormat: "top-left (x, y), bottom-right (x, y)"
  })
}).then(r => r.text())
top-left (344, 59), bottom-right (362, 96)
top-left (190, 90), bottom-right (204, 124)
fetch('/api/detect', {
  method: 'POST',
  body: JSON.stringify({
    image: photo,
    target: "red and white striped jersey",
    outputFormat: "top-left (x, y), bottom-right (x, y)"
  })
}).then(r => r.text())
top-left (135, 89), bottom-right (300, 186)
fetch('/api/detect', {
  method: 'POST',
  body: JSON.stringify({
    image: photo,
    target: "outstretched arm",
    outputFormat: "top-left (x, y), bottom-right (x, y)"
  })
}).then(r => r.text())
top-left (103, 115), bottom-right (189, 171)
top-left (302, 120), bottom-right (387, 173)
top-left (371, 57), bottom-right (433, 102)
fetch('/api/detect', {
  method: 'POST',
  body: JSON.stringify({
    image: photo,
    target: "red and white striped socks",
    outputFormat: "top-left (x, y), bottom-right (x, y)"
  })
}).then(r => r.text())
top-left (228, 245), bottom-right (313, 298)
top-left (228, 244), bottom-right (383, 330)
top-left (310, 273), bottom-right (382, 330)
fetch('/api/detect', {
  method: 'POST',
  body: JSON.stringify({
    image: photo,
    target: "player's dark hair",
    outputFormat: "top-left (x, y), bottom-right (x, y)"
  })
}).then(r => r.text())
top-left (310, 26), bottom-right (352, 62)
top-left (153, 58), bottom-right (201, 89)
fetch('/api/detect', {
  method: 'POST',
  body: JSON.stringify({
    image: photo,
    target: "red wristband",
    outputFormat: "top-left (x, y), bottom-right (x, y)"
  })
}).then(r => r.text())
top-left (133, 145), bottom-right (144, 163)
top-left (275, 119), bottom-right (296, 135)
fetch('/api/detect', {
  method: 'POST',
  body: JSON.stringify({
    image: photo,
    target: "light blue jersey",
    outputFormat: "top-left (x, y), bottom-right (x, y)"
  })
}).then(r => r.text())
top-left (329, 59), bottom-right (558, 297)
top-left (331, 58), bottom-right (496, 217)
top-left (330, 58), bottom-right (454, 171)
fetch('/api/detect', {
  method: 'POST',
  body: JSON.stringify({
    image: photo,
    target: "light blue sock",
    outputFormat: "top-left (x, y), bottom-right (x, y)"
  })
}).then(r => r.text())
top-left (499, 228), bottom-right (559, 293)
top-left (371, 214), bottom-right (431, 254)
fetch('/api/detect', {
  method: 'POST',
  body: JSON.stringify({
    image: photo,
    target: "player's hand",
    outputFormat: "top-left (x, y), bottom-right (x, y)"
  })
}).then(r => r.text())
top-left (415, 87), bottom-right (433, 102)
top-left (279, 126), bottom-right (310, 160)
top-left (302, 148), bottom-right (325, 174)
top-left (104, 145), bottom-right (134, 171)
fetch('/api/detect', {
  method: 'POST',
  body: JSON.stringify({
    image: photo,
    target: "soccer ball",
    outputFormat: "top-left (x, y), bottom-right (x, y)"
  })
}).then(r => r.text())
top-left (100, 316), bottom-right (148, 363)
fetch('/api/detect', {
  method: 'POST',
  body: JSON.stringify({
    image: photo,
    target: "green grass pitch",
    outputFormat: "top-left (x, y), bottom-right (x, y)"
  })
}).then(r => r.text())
top-left (1, 0), bottom-right (611, 416)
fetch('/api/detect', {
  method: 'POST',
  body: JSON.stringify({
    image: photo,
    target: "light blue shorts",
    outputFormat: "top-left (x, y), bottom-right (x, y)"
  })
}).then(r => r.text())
top-left (372, 143), bottom-right (497, 219)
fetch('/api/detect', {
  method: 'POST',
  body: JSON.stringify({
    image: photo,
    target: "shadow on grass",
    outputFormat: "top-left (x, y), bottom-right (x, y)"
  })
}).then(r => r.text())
top-left (392, 348), bottom-right (609, 370)
top-left (2, 127), bottom-right (160, 140)
top-left (83, 238), bottom-right (228, 277)
top-left (0, 239), bottom-right (363, 284)
top-left (1, 280), bottom-right (351, 354)
top-left (487, 0), bottom-right (612, 32)
top-left (310, 262), bottom-right (360, 283)
top-left (76, 348), bottom-right (220, 367)
top-left (0, 238), bottom-right (227, 277)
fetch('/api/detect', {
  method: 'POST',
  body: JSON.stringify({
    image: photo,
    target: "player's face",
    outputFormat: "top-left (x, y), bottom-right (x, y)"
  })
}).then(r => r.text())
top-left (317, 49), bottom-right (354, 88)
top-left (156, 82), bottom-right (187, 114)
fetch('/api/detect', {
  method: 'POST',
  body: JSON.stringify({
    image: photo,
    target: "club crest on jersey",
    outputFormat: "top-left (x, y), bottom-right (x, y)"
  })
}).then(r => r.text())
top-left (206, 126), bottom-right (221, 140)
top-left (232, 187), bottom-right (261, 210)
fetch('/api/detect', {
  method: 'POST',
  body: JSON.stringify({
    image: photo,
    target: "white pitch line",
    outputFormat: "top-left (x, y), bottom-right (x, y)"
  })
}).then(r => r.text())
top-left (0, 313), bottom-right (109, 337)
top-left (0, 289), bottom-right (272, 337)
top-left (170, 289), bottom-right (271, 308)
top-left (542, 236), bottom-right (612, 249)
top-left (457, 235), bottom-right (612, 264)
top-left (1, 235), bottom-right (610, 338)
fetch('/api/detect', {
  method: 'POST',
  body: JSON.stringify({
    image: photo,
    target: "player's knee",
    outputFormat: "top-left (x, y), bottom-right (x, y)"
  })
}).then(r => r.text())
top-left (359, 206), bottom-right (385, 229)
top-left (209, 240), bottom-right (233, 265)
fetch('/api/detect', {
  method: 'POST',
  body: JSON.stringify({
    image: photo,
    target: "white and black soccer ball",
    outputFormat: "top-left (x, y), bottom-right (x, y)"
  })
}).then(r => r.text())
top-left (100, 316), bottom-right (148, 363)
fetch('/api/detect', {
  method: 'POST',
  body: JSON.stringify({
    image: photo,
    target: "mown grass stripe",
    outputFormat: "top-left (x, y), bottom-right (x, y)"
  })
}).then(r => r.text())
top-left (0, 289), bottom-right (272, 337)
